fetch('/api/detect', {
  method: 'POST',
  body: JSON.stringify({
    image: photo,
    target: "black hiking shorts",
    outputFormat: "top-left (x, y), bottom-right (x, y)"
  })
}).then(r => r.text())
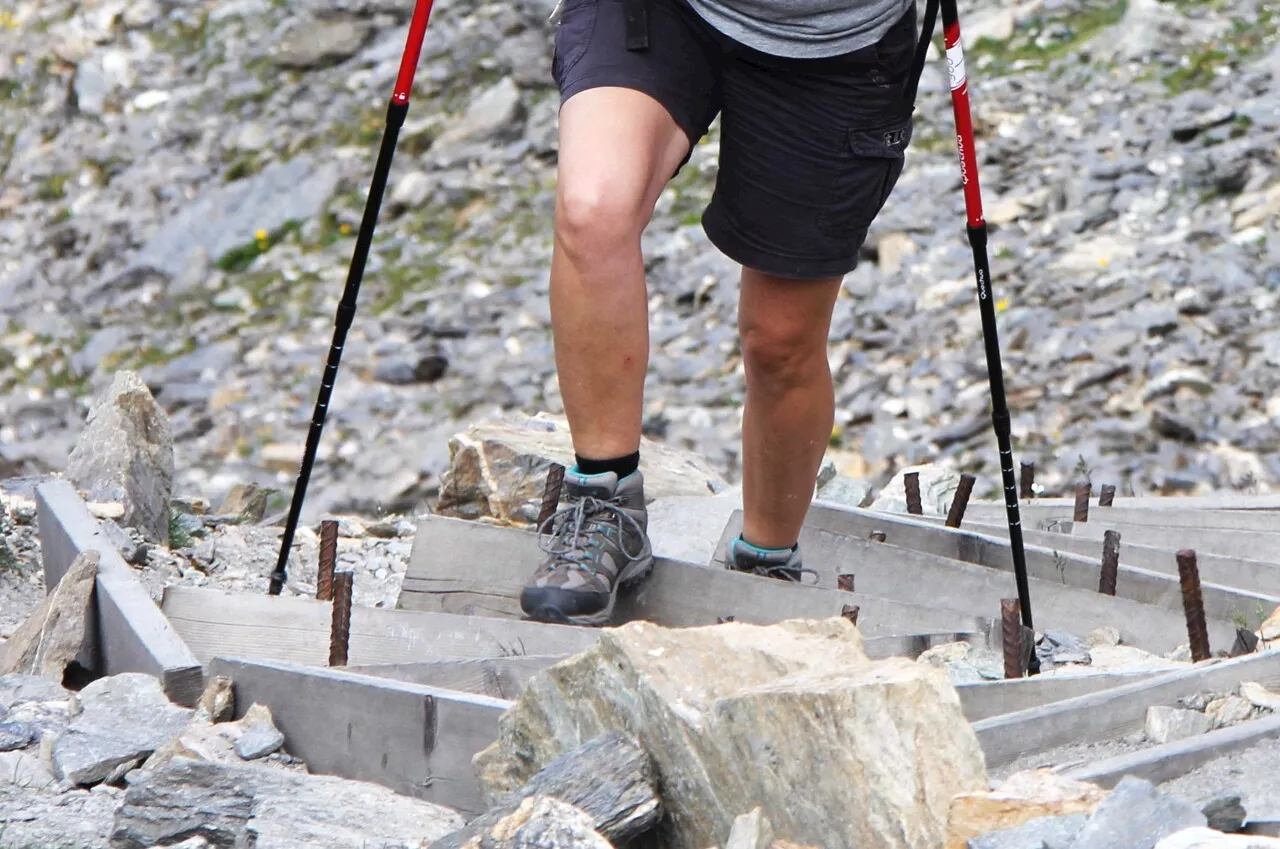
top-left (551, 0), bottom-right (919, 279)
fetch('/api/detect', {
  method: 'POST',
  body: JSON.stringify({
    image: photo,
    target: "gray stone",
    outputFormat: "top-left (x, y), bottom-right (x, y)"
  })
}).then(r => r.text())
top-left (645, 488), bottom-right (743, 565)
top-left (1065, 775), bottom-right (1207, 849)
top-left (65, 371), bottom-right (174, 545)
top-left (52, 673), bottom-right (193, 786)
top-left (0, 721), bottom-right (37, 751)
top-left (110, 757), bottom-right (464, 849)
top-left (128, 156), bottom-right (341, 278)
top-left (0, 550), bottom-right (98, 679)
top-left (1201, 793), bottom-right (1247, 833)
top-left (473, 618), bottom-right (988, 849)
top-left (726, 807), bottom-right (775, 849)
top-left (233, 722), bottom-right (285, 760)
top-left (1146, 706), bottom-right (1215, 745)
top-left (870, 464), bottom-right (962, 516)
top-left (272, 15), bottom-right (373, 69)
top-left (969, 813), bottom-right (1089, 849)
top-left (435, 77), bottom-right (525, 148)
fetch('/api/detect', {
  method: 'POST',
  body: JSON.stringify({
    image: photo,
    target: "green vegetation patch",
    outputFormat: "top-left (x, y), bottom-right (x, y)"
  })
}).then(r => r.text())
top-left (966, 0), bottom-right (1129, 76)
top-left (215, 219), bottom-right (304, 272)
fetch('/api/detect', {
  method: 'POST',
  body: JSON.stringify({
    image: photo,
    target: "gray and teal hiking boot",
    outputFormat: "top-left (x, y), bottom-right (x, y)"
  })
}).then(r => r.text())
top-left (520, 468), bottom-right (654, 626)
top-left (726, 536), bottom-right (818, 584)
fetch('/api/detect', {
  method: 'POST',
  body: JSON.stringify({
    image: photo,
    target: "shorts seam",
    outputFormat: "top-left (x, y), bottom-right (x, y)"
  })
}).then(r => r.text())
top-left (703, 205), bottom-right (863, 278)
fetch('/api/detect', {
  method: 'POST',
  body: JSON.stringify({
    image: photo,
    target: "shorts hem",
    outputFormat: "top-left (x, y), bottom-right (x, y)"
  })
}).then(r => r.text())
top-left (702, 206), bottom-right (864, 280)
top-left (559, 72), bottom-right (704, 148)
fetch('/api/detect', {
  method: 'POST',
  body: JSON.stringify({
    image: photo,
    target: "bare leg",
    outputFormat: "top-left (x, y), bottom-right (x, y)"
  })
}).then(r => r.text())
top-left (551, 88), bottom-right (691, 460)
top-left (737, 269), bottom-right (843, 549)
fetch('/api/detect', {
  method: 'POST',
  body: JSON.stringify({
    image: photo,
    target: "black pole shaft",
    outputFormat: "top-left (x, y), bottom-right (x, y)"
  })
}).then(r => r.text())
top-left (269, 101), bottom-right (408, 595)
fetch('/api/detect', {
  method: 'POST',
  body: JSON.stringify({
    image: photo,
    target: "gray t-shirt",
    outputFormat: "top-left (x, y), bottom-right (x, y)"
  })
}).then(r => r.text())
top-left (684, 0), bottom-right (916, 58)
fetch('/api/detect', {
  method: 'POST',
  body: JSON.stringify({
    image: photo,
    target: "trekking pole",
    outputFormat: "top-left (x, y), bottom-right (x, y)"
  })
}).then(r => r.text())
top-left (936, 0), bottom-right (1038, 673)
top-left (268, 0), bottom-right (437, 596)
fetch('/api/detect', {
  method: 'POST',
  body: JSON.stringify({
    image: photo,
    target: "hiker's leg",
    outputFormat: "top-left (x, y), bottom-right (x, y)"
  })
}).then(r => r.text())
top-left (705, 4), bottom-right (919, 555)
top-left (552, 90), bottom-right (689, 462)
top-left (737, 271), bottom-right (842, 549)
top-left (549, 0), bottom-right (721, 465)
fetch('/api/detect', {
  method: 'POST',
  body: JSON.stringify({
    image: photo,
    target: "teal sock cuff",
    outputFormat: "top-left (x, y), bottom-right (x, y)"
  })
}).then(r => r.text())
top-left (735, 536), bottom-right (797, 556)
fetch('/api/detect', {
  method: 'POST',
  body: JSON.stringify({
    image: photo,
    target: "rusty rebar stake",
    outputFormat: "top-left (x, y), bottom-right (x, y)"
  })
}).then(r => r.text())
top-left (1073, 484), bottom-right (1091, 523)
top-left (904, 472), bottom-right (922, 514)
top-left (838, 573), bottom-right (855, 593)
top-left (1002, 598), bottom-right (1023, 679)
top-left (536, 463), bottom-right (566, 530)
top-left (1176, 549), bottom-right (1211, 662)
top-left (316, 519), bottom-right (338, 601)
top-left (1099, 484), bottom-right (1116, 507)
top-left (946, 473), bottom-right (977, 528)
top-left (841, 605), bottom-right (860, 626)
top-left (1099, 530), bottom-right (1120, 596)
top-left (1019, 461), bottom-right (1034, 499)
top-left (329, 570), bottom-right (353, 667)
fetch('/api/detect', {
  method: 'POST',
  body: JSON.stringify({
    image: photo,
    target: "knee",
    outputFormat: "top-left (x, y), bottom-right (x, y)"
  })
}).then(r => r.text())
top-left (555, 177), bottom-right (649, 264)
top-left (740, 317), bottom-right (828, 388)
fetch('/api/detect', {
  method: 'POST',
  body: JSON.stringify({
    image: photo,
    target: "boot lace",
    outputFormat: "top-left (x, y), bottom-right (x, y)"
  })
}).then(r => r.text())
top-left (537, 494), bottom-right (651, 574)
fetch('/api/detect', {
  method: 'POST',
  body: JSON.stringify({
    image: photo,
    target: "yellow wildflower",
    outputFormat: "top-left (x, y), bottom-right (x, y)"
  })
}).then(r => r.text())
top-left (996, 297), bottom-right (1009, 312)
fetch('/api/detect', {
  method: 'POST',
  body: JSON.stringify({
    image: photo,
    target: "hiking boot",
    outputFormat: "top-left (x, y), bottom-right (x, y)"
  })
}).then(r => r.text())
top-left (520, 468), bottom-right (654, 626)
top-left (726, 536), bottom-right (817, 584)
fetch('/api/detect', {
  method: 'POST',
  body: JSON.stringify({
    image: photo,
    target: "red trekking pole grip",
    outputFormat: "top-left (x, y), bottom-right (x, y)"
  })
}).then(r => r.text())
top-left (941, 8), bottom-right (985, 229)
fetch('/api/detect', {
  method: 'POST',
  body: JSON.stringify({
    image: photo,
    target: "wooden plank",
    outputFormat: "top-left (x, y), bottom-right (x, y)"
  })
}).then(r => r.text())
top-left (1068, 520), bottom-right (1280, 563)
top-left (346, 656), bottom-right (567, 700)
top-left (804, 502), bottom-right (1280, 626)
top-left (399, 514), bottom-right (991, 639)
top-left (960, 502), bottom-right (1280, 532)
top-left (35, 479), bottom-right (203, 707)
top-left (954, 670), bottom-right (1166, 723)
top-left (207, 656), bottom-right (509, 816)
top-left (1060, 713), bottom-right (1280, 788)
top-left (972, 649), bottom-right (1280, 768)
top-left (162, 586), bottom-right (603, 667)
top-left (715, 511), bottom-right (1239, 655)
top-left (885, 512), bottom-right (1280, 598)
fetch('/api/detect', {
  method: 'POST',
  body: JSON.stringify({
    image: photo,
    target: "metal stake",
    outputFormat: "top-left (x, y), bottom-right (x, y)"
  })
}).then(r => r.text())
top-left (1074, 484), bottom-right (1091, 523)
top-left (536, 462), bottom-right (565, 530)
top-left (838, 573), bottom-right (855, 593)
top-left (904, 472), bottom-right (922, 515)
top-left (1176, 549), bottom-right (1211, 662)
top-left (945, 473), bottom-right (976, 528)
top-left (1099, 529), bottom-right (1120, 596)
top-left (1001, 598), bottom-right (1023, 679)
top-left (329, 571), bottom-right (354, 667)
top-left (317, 519), bottom-right (338, 601)
top-left (1099, 484), bottom-right (1116, 507)
top-left (1019, 461), bottom-right (1035, 499)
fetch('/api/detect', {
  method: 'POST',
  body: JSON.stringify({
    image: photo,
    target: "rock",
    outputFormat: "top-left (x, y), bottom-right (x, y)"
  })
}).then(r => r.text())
top-left (1086, 627), bottom-right (1121, 649)
top-left (197, 676), bottom-right (235, 724)
top-left (0, 550), bottom-right (97, 679)
top-left (391, 171), bottom-right (433, 209)
top-left (1259, 607), bottom-right (1280, 644)
top-left (272, 15), bottom-right (373, 70)
top-left (946, 769), bottom-right (1108, 849)
top-left (473, 617), bottom-right (988, 849)
top-left (453, 795), bottom-right (614, 849)
top-left (1088, 645), bottom-right (1188, 673)
top-left (0, 721), bottom-right (38, 751)
top-left (1145, 706), bottom-right (1214, 744)
top-left (1205, 695), bottom-right (1256, 727)
top-left (111, 756), bottom-right (465, 849)
top-left (1239, 681), bottom-right (1280, 712)
top-left (1200, 793), bottom-right (1248, 833)
top-left (216, 483), bottom-right (271, 523)
top-left (374, 348), bottom-right (449, 385)
top-left (1154, 827), bottom-right (1280, 848)
top-left (870, 464), bottom-right (962, 516)
top-left (726, 808), bottom-right (775, 849)
top-left (435, 77), bottom-right (525, 148)
top-left (0, 674), bottom-right (72, 712)
top-left (128, 155), bottom-right (341, 279)
top-left (233, 715), bottom-right (285, 760)
top-left (434, 731), bottom-right (658, 848)
top-left (51, 672), bottom-right (193, 786)
top-left (644, 488), bottom-right (743, 565)
top-left (1066, 775), bottom-right (1206, 849)
top-left (436, 413), bottom-right (729, 525)
top-left (967, 812), bottom-right (1088, 849)
top-left (65, 371), bottom-right (174, 545)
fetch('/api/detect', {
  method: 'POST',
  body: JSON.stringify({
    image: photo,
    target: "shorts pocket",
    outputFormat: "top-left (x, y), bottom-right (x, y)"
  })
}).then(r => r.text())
top-left (815, 117), bottom-right (913, 240)
top-left (552, 0), bottom-right (600, 84)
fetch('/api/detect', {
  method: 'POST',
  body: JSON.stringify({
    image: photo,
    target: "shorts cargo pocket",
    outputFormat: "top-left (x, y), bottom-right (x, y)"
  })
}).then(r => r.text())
top-left (815, 117), bottom-right (913, 241)
top-left (552, 0), bottom-right (600, 85)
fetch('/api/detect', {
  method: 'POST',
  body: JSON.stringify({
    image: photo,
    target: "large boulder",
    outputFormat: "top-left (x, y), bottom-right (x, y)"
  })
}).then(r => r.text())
top-left (65, 370), bottom-right (174, 545)
top-left (472, 617), bottom-right (988, 849)
top-left (0, 550), bottom-right (98, 679)
top-left (435, 413), bottom-right (729, 525)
